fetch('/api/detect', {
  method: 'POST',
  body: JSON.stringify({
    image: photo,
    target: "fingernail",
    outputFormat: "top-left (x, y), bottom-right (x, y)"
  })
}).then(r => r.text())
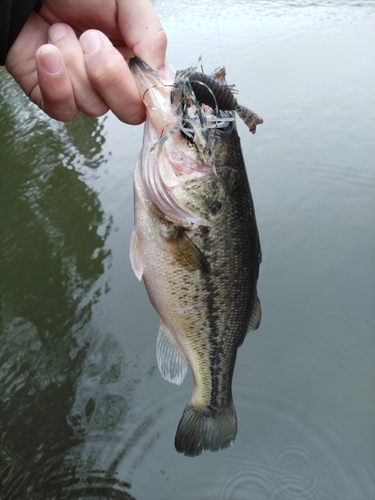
top-left (48, 23), bottom-right (69, 43)
top-left (140, 51), bottom-right (168, 80)
top-left (38, 46), bottom-right (62, 75)
top-left (80, 31), bottom-right (102, 56)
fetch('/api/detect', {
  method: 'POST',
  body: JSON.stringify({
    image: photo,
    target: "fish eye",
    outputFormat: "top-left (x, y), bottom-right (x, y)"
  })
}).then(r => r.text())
top-left (209, 200), bottom-right (222, 214)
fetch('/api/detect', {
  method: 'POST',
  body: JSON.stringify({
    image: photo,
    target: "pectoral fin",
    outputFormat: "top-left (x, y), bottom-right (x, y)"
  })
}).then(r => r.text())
top-left (247, 295), bottom-right (262, 331)
top-left (157, 321), bottom-right (188, 385)
top-left (129, 227), bottom-right (144, 281)
top-left (161, 225), bottom-right (211, 274)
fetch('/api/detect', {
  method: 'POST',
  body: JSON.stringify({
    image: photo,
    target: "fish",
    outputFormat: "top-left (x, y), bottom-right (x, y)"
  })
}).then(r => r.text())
top-left (129, 57), bottom-right (262, 457)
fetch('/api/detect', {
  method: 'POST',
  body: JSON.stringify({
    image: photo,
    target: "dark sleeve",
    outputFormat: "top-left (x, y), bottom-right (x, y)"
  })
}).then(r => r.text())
top-left (0, 0), bottom-right (43, 66)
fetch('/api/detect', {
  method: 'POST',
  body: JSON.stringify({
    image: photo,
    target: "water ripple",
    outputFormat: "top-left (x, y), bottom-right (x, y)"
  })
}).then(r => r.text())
top-left (221, 462), bottom-right (272, 500)
top-left (219, 443), bottom-right (324, 500)
top-left (269, 443), bottom-right (324, 500)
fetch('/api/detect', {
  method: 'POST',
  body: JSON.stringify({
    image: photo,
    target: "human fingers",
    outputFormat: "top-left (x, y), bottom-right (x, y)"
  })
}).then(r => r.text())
top-left (80, 30), bottom-right (145, 125)
top-left (5, 12), bottom-right (48, 97)
top-left (6, 13), bottom-right (79, 122)
top-left (34, 44), bottom-right (79, 121)
top-left (48, 23), bottom-right (109, 117)
top-left (117, 0), bottom-right (168, 78)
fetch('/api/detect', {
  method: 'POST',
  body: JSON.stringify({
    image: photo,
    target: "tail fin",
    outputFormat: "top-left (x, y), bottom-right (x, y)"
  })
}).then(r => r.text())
top-left (174, 403), bottom-right (237, 457)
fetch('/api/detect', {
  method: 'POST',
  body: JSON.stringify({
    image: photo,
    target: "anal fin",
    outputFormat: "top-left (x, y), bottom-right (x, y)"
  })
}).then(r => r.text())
top-left (157, 321), bottom-right (188, 385)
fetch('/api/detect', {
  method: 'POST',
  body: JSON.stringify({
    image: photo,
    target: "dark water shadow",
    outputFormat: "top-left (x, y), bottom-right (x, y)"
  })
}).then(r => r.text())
top-left (0, 71), bottom-right (153, 499)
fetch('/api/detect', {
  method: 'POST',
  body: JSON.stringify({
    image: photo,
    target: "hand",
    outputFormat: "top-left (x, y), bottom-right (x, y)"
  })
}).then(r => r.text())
top-left (5, 0), bottom-right (167, 123)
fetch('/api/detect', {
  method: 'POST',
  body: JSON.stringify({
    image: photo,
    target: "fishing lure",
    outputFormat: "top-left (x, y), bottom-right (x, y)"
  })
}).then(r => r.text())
top-left (149, 59), bottom-right (263, 174)
top-left (181, 68), bottom-right (263, 134)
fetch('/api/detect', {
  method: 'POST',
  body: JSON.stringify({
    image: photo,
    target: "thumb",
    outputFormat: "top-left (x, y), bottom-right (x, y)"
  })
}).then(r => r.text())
top-left (117, 0), bottom-right (168, 76)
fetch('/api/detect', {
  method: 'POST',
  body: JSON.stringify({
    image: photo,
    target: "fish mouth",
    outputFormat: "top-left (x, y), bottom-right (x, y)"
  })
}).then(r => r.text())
top-left (129, 57), bottom-right (174, 128)
top-left (129, 56), bottom-right (165, 86)
top-left (130, 57), bottom-right (211, 225)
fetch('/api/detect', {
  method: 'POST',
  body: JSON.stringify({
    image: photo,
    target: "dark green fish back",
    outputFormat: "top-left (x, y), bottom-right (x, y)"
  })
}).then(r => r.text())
top-left (174, 125), bottom-right (261, 456)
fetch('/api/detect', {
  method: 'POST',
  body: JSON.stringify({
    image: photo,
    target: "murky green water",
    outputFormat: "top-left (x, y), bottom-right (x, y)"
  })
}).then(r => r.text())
top-left (1, 1), bottom-right (374, 499)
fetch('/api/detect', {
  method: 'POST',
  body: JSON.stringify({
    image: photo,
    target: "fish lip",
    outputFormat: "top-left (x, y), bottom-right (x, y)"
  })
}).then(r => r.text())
top-left (129, 56), bottom-right (157, 79)
top-left (129, 56), bottom-right (169, 91)
top-left (129, 56), bottom-right (174, 128)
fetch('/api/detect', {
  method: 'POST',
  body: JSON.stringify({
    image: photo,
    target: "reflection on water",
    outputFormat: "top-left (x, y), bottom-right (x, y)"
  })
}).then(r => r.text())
top-left (0, 72), bottom-right (141, 499)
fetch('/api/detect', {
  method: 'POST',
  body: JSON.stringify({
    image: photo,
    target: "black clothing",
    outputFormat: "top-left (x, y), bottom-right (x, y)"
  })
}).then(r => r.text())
top-left (0, 0), bottom-right (43, 65)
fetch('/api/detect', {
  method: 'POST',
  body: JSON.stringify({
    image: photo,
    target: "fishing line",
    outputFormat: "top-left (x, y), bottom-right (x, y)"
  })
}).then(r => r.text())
top-left (211, 0), bottom-right (226, 67)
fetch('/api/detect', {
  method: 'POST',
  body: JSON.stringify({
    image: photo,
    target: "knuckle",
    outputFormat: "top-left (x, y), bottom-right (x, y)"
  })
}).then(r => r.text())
top-left (115, 105), bottom-right (145, 126)
top-left (79, 95), bottom-right (109, 117)
top-left (85, 44), bottom-right (126, 88)
top-left (46, 105), bottom-right (80, 122)
top-left (90, 59), bottom-right (123, 87)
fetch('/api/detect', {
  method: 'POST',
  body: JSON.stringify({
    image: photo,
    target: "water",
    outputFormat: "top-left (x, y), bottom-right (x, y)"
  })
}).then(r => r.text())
top-left (1, 1), bottom-right (374, 498)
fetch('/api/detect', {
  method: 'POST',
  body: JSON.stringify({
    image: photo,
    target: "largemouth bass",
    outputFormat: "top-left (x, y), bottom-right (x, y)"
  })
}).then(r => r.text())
top-left (129, 57), bottom-right (262, 457)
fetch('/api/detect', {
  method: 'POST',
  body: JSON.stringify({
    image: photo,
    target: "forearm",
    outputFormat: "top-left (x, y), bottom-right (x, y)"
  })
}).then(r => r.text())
top-left (0, 0), bottom-right (43, 65)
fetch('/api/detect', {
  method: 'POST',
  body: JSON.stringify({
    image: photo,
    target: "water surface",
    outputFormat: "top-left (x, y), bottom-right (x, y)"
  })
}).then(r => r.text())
top-left (1, 1), bottom-right (374, 498)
